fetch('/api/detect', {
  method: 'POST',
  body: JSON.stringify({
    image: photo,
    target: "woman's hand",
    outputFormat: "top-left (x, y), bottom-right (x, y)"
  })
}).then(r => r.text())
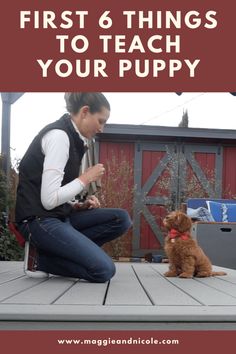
top-left (73, 195), bottom-right (101, 210)
top-left (86, 195), bottom-right (101, 209)
top-left (79, 164), bottom-right (105, 186)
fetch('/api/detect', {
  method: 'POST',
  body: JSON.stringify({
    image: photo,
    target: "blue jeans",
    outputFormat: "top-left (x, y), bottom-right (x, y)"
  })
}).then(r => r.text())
top-left (18, 208), bottom-right (132, 283)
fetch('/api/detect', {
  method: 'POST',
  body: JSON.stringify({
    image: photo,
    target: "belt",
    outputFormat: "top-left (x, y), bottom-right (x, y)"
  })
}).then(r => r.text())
top-left (18, 215), bottom-right (67, 224)
top-left (18, 216), bottom-right (38, 224)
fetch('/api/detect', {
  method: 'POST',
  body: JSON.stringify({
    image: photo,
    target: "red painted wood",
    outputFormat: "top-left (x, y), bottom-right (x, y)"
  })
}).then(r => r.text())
top-left (99, 141), bottom-right (134, 212)
top-left (140, 205), bottom-right (167, 249)
top-left (98, 141), bottom-right (134, 257)
top-left (98, 141), bottom-right (236, 255)
top-left (223, 147), bottom-right (236, 198)
top-left (195, 152), bottom-right (215, 177)
top-left (140, 150), bottom-right (169, 249)
top-left (140, 213), bottom-right (160, 250)
top-left (186, 152), bottom-right (216, 198)
top-left (142, 151), bottom-right (170, 198)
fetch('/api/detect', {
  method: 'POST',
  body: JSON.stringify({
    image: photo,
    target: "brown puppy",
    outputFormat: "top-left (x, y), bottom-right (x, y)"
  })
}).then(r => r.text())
top-left (163, 211), bottom-right (226, 278)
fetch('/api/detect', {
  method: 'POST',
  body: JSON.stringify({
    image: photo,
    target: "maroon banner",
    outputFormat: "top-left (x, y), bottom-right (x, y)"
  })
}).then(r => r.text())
top-left (0, 330), bottom-right (236, 354)
top-left (0, 0), bottom-right (235, 91)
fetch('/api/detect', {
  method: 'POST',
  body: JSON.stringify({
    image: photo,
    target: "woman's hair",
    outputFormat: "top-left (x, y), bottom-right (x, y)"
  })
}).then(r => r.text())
top-left (64, 92), bottom-right (110, 114)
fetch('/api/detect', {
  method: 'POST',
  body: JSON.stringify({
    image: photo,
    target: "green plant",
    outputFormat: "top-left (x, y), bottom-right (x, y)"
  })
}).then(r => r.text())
top-left (0, 155), bottom-right (23, 261)
top-left (0, 225), bottom-right (24, 261)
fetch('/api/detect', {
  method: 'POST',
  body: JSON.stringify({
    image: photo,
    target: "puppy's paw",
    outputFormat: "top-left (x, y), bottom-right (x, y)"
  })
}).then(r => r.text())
top-left (164, 271), bottom-right (178, 277)
top-left (179, 272), bottom-right (193, 278)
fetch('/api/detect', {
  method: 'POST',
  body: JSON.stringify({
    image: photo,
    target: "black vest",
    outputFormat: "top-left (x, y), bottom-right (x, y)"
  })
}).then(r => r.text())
top-left (15, 114), bottom-right (85, 222)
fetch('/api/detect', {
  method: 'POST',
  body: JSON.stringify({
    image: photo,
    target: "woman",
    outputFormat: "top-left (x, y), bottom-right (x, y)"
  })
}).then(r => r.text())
top-left (15, 92), bottom-right (132, 282)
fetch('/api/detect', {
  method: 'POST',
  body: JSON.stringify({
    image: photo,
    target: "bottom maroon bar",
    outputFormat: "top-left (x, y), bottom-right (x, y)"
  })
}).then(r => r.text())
top-left (0, 330), bottom-right (235, 354)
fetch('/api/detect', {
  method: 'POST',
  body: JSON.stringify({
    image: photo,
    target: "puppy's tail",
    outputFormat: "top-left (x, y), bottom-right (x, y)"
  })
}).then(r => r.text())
top-left (211, 271), bottom-right (227, 276)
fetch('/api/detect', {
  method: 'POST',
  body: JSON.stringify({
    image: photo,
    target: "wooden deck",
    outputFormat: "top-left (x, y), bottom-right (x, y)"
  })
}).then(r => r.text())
top-left (1, 261), bottom-right (236, 329)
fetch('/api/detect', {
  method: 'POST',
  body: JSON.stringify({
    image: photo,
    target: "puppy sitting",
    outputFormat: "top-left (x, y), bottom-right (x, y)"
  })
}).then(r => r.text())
top-left (163, 211), bottom-right (226, 278)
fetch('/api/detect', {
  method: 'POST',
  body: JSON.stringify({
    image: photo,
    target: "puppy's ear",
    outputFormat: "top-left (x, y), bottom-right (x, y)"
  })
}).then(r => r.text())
top-left (177, 213), bottom-right (192, 233)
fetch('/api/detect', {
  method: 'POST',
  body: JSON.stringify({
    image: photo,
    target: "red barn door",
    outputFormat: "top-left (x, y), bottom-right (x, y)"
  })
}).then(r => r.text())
top-left (132, 142), bottom-right (223, 256)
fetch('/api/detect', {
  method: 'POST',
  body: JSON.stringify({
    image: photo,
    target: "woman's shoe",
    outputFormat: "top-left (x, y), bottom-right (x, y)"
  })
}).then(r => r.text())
top-left (24, 241), bottom-right (49, 279)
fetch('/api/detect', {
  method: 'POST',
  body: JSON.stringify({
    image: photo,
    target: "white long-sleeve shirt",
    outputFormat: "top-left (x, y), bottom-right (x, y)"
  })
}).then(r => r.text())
top-left (40, 124), bottom-right (87, 210)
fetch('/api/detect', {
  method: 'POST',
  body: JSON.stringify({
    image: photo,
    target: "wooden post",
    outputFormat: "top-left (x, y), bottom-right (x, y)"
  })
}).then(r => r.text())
top-left (1, 93), bottom-right (11, 181)
top-left (1, 92), bottom-right (24, 216)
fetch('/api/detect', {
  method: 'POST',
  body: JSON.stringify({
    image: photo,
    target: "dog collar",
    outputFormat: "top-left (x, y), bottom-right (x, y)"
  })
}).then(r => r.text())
top-left (169, 228), bottom-right (189, 240)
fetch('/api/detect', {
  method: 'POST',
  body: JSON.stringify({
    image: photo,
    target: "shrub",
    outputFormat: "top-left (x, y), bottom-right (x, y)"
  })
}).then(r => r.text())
top-left (98, 151), bottom-right (134, 258)
top-left (0, 224), bottom-right (24, 261)
top-left (0, 155), bottom-right (23, 261)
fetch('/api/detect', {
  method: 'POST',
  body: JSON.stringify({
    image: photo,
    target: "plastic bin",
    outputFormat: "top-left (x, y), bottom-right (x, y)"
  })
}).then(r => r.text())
top-left (192, 222), bottom-right (236, 269)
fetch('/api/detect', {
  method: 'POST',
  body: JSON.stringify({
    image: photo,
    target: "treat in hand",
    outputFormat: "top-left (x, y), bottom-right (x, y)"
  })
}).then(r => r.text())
top-left (79, 164), bottom-right (105, 185)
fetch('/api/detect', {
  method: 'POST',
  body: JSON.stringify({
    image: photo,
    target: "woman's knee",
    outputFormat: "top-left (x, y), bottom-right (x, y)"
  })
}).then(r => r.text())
top-left (89, 259), bottom-right (116, 283)
top-left (115, 209), bottom-right (132, 233)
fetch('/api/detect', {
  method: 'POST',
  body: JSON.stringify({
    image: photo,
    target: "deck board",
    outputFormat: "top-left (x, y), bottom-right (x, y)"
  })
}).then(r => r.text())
top-left (1, 261), bottom-right (236, 327)
top-left (133, 264), bottom-right (201, 306)
top-left (0, 262), bottom-right (21, 271)
top-left (195, 277), bottom-right (236, 298)
top-left (0, 277), bottom-right (46, 302)
top-left (0, 270), bottom-right (24, 285)
top-left (55, 281), bottom-right (108, 305)
top-left (3, 277), bottom-right (76, 304)
top-left (156, 264), bottom-right (236, 305)
top-left (105, 263), bottom-right (151, 305)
